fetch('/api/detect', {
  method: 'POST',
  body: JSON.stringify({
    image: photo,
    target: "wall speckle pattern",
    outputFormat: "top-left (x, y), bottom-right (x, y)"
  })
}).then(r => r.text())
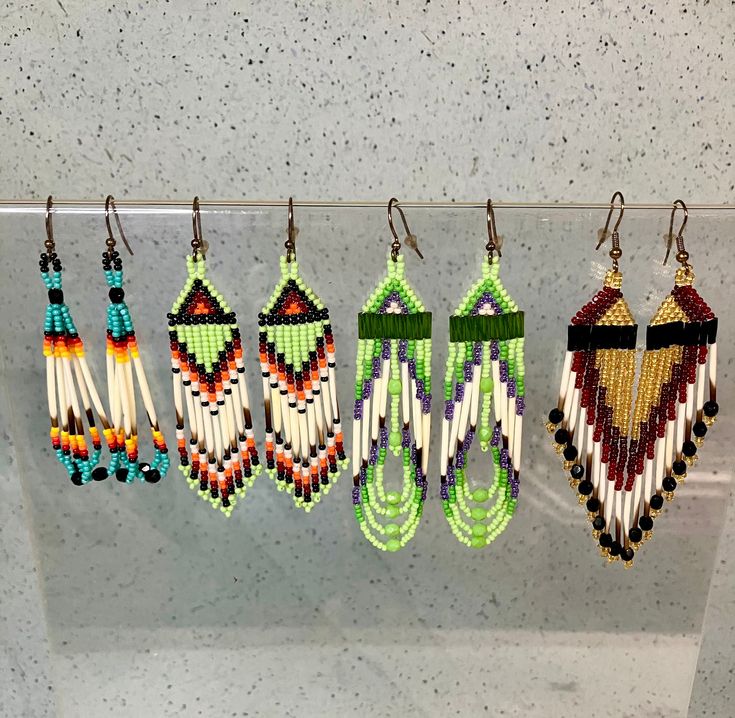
top-left (0, 2), bottom-right (733, 717)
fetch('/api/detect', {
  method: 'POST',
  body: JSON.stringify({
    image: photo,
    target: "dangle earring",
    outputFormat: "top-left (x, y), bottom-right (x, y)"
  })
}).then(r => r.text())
top-left (440, 200), bottom-right (525, 548)
top-left (167, 198), bottom-right (261, 516)
top-left (625, 200), bottom-right (718, 546)
top-left (257, 198), bottom-right (348, 511)
top-left (351, 199), bottom-right (431, 552)
top-left (40, 196), bottom-right (115, 484)
top-left (98, 196), bottom-right (169, 484)
top-left (547, 192), bottom-right (639, 565)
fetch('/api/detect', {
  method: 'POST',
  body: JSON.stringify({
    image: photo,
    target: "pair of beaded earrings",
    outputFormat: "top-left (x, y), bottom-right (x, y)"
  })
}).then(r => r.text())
top-left (168, 198), bottom-right (347, 517)
top-left (41, 196), bottom-right (169, 487)
top-left (548, 194), bottom-right (719, 567)
top-left (352, 199), bottom-right (525, 552)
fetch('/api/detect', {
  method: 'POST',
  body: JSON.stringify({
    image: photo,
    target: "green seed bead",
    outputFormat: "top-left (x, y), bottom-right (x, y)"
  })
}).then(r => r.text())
top-left (386, 505), bottom-right (400, 519)
top-left (478, 427), bottom-right (492, 443)
top-left (386, 539), bottom-right (401, 552)
top-left (472, 523), bottom-right (487, 537)
top-left (472, 488), bottom-right (489, 503)
top-left (389, 431), bottom-right (402, 448)
top-left (388, 378), bottom-right (402, 395)
top-left (480, 377), bottom-right (493, 393)
top-left (471, 536), bottom-right (487, 549)
top-left (386, 491), bottom-right (401, 505)
top-left (385, 523), bottom-right (400, 537)
top-left (471, 507), bottom-right (487, 521)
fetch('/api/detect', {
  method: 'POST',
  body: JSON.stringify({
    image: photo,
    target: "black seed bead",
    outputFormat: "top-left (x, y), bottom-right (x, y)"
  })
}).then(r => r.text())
top-left (599, 532), bottom-right (613, 548)
top-left (609, 541), bottom-right (622, 557)
top-left (92, 467), bottom-right (108, 482)
top-left (586, 497), bottom-right (600, 513)
top-left (549, 409), bottom-right (564, 424)
top-left (144, 469), bottom-right (161, 484)
top-left (620, 547), bottom-right (635, 562)
top-left (222, 497), bottom-right (230, 507)
top-left (703, 400), bottom-right (719, 418)
top-left (554, 428), bottom-right (569, 445)
top-left (70, 471), bottom-right (84, 486)
top-left (577, 480), bottom-right (593, 496)
top-left (629, 527), bottom-right (643, 543)
top-left (650, 494), bottom-right (664, 510)
top-left (639, 515), bottom-right (654, 531)
top-left (116, 468), bottom-right (129, 482)
top-left (570, 463), bottom-right (584, 480)
top-left (563, 445), bottom-right (578, 461)
top-left (662, 476), bottom-right (677, 492)
top-left (48, 288), bottom-right (64, 304)
top-left (592, 516), bottom-right (606, 531)
top-left (673, 459), bottom-right (687, 476)
top-left (693, 421), bottom-right (708, 438)
top-left (109, 287), bottom-right (125, 303)
top-left (682, 441), bottom-right (697, 457)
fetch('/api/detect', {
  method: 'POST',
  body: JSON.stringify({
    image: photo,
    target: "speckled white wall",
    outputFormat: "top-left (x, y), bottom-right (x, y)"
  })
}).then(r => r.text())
top-left (1, 2), bottom-right (733, 718)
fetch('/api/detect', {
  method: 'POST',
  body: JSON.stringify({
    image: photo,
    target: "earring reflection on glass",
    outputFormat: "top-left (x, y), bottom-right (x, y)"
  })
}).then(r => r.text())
top-left (440, 200), bottom-right (525, 548)
top-left (547, 192), bottom-right (639, 565)
top-left (40, 196), bottom-right (113, 485)
top-left (99, 196), bottom-right (169, 484)
top-left (351, 199), bottom-right (431, 552)
top-left (258, 198), bottom-right (348, 511)
top-left (167, 197), bottom-right (261, 517)
top-left (626, 200), bottom-right (718, 546)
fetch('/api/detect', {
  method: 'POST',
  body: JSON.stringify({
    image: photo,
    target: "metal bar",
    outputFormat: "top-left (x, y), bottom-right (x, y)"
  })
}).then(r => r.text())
top-left (0, 198), bottom-right (732, 214)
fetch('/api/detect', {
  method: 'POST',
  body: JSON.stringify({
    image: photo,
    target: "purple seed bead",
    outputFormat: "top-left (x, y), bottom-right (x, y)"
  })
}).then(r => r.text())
top-left (490, 341), bottom-right (500, 361)
top-left (455, 382), bottom-right (465, 402)
top-left (381, 340), bottom-right (391, 360)
top-left (444, 400), bottom-right (454, 421)
top-left (464, 361), bottom-right (473, 382)
top-left (473, 343), bottom-right (482, 365)
top-left (516, 396), bottom-right (525, 415)
top-left (408, 360), bottom-right (417, 380)
top-left (352, 487), bottom-right (360, 504)
top-left (379, 425), bottom-right (388, 449)
top-left (491, 425), bottom-right (501, 447)
top-left (456, 449), bottom-right (466, 469)
top-left (500, 448), bottom-right (509, 469)
top-left (353, 400), bottom-right (363, 420)
top-left (362, 379), bottom-right (372, 399)
top-left (359, 466), bottom-right (367, 486)
top-left (499, 361), bottom-right (508, 383)
top-left (440, 484), bottom-right (449, 500)
top-left (401, 428), bottom-right (411, 448)
top-left (447, 464), bottom-right (456, 486)
top-left (463, 429), bottom-right (474, 453)
top-left (369, 444), bottom-right (378, 464)
top-left (415, 378), bottom-right (425, 400)
top-left (507, 378), bottom-right (516, 398)
top-left (398, 340), bottom-right (408, 362)
top-left (422, 394), bottom-right (431, 413)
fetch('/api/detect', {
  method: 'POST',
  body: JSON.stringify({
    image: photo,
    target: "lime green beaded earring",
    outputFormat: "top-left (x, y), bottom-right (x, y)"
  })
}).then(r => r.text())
top-left (167, 198), bottom-right (261, 517)
top-left (257, 198), bottom-right (348, 510)
top-left (440, 200), bottom-right (525, 548)
top-left (351, 199), bottom-right (431, 552)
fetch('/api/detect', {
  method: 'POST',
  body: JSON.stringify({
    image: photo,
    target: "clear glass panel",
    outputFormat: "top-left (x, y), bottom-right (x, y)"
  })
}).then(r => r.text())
top-left (1, 206), bottom-right (732, 717)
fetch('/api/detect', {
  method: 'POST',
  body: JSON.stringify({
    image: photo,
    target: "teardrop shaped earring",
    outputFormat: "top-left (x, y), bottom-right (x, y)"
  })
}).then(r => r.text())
top-left (351, 199), bottom-right (431, 552)
top-left (167, 197), bottom-right (261, 517)
top-left (440, 200), bottom-right (525, 548)
top-left (626, 200), bottom-right (718, 548)
top-left (40, 196), bottom-right (114, 485)
top-left (98, 196), bottom-right (169, 485)
top-left (547, 192), bottom-right (638, 564)
top-left (257, 198), bottom-right (348, 511)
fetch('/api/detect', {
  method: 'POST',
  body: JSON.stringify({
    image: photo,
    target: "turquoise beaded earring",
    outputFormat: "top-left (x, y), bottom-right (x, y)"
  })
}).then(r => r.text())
top-left (439, 200), bottom-right (525, 548)
top-left (257, 198), bottom-right (348, 511)
top-left (167, 198), bottom-right (261, 516)
top-left (351, 199), bottom-right (431, 552)
top-left (40, 196), bottom-right (115, 484)
top-left (97, 196), bottom-right (169, 484)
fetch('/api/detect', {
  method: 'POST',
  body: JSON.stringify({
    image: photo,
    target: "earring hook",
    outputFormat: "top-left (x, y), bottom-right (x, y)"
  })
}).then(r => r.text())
top-left (285, 196), bottom-right (297, 262)
top-left (45, 195), bottom-right (55, 254)
top-left (596, 190), bottom-right (625, 271)
top-left (388, 198), bottom-right (423, 262)
top-left (486, 198), bottom-right (502, 260)
top-left (191, 196), bottom-right (205, 259)
top-left (104, 195), bottom-right (133, 256)
top-left (664, 199), bottom-right (689, 266)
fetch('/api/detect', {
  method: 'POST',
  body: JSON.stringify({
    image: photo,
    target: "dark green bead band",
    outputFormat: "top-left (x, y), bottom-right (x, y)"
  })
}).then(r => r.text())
top-left (358, 312), bottom-right (432, 340)
top-left (449, 311), bottom-right (524, 342)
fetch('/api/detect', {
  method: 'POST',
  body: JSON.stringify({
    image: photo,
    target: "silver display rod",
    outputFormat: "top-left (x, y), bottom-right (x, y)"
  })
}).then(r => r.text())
top-left (0, 198), bottom-right (732, 213)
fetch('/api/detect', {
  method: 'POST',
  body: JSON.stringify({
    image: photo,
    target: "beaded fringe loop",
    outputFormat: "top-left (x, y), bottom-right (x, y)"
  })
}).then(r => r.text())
top-left (168, 255), bottom-right (261, 517)
top-left (440, 257), bottom-right (525, 548)
top-left (351, 253), bottom-right (432, 552)
top-left (100, 249), bottom-right (169, 484)
top-left (258, 256), bottom-right (348, 511)
top-left (41, 251), bottom-right (113, 484)
top-left (547, 267), bottom-right (718, 566)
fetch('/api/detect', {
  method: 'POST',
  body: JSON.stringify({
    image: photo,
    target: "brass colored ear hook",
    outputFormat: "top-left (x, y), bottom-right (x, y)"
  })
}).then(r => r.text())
top-left (596, 191), bottom-right (625, 271)
top-left (486, 198), bottom-right (503, 260)
top-left (388, 197), bottom-right (423, 262)
top-left (664, 199), bottom-right (689, 267)
top-left (105, 195), bottom-right (133, 256)
top-left (285, 196), bottom-right (298, 262)
top-left (45, 195), bottom-right (55, 254)
top-left (191, 196), bottom-right (205, 259)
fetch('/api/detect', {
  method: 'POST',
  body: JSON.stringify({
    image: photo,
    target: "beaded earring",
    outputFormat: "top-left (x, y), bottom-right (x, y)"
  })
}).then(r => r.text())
top-left (167, 197), bottom-right (261, 516)
top-left (97, 196), bottom-right (169, 484)
top-left (351, 199), bottom-right (431, 552)
top-left (440, 201), bottom-right (525, 548)
top-left (257, 198), bottom-right (348, 511)
top-left (40, 196), bottom-right (114, 484)
top-left (547, 192), bottom-right (639, 565)
top-left (624, 200), bottom-right (718, 548)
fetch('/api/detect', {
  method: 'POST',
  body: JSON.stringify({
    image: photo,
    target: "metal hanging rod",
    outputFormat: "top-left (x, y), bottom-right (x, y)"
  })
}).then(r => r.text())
top-left (0, 198), bottom-right (732, 214)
